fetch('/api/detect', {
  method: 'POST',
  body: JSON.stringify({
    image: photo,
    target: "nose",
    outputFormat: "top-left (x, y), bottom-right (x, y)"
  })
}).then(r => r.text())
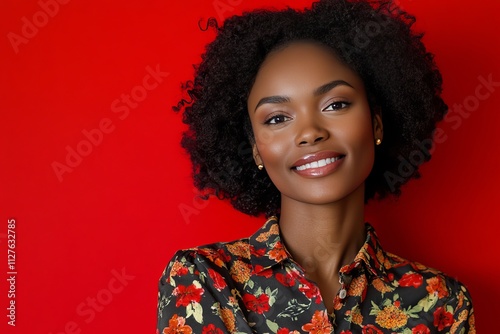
top-left (295, 112), bottom-right (329, 146)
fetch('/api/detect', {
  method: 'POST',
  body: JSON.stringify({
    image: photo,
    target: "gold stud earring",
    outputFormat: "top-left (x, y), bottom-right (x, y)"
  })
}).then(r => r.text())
top-left (257, 164), bottom-right (264, 170)
top-left (375, 138), bottom-right (382, 145)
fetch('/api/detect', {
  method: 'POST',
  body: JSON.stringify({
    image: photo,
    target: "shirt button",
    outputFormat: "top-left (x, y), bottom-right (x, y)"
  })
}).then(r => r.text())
top-left (339, 288), bottom-right (347, 299)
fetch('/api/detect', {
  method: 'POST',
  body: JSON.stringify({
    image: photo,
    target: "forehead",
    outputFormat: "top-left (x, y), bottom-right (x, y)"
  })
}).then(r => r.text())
top-left (248, 41), bottom-right (364, 106)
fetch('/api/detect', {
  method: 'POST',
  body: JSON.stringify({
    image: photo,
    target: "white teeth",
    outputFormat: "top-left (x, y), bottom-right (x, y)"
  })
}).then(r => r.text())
top-left (295, 156), bottom-right (341, 171)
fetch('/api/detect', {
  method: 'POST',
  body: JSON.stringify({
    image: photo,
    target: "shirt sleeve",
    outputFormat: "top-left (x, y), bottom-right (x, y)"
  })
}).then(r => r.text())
top-left (446, 277), bottom-right (476, 333)
top-left (157, 250), bottom-right (252, 334)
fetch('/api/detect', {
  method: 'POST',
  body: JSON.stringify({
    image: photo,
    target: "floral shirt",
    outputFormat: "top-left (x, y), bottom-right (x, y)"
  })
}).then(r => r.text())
top-left (157, 217), bottom-right (475, 333)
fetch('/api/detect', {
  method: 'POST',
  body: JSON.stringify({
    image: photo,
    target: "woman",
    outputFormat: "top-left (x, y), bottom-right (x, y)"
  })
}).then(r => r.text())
top-left (157, 0), bottom-right (474, 333)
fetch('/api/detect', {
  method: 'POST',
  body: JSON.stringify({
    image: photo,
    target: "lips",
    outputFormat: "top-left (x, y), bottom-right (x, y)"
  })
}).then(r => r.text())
top-left (291, 151), bottom-right (345, 177)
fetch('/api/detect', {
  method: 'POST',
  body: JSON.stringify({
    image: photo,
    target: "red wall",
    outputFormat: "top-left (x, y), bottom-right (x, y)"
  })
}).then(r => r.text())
top-left (1, 0), bottom-right (499, 332)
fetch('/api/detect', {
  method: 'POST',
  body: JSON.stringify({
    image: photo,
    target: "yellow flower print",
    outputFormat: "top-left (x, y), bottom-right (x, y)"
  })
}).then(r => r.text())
top-left (375, 305), bottom-right (408, 330)
top-left (256, 232), bottom-right (270, 242)
top-left (450, 309), bottom-right (468, 334)
top-left (229, 260), bottom-right (251, 283)
top-left (226, 241), bottom-right (250, 259)
top-left (372, 278), bottom-right (393, 294)
top-left (349, 306), bottom-right (363, 325)
top-left (269, 223), bottom-right (279, 235)
top-left (348, 275), bottom-right (367, 297)
top-left (468, 314), bottom-right (476, 334)
top-left (457, 290), bottom-right (464, 309)
top-left (220, 307), bottom-right (236, 333)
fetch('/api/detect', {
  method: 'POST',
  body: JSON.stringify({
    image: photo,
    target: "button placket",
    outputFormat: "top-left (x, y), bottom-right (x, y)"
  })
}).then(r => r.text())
top-left (338, 272), bottom-right (352, 300)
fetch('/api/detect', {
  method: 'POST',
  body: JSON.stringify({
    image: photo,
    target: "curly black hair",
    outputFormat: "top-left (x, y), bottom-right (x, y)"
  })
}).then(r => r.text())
top-left (176, 0), bottom-right (447, 217)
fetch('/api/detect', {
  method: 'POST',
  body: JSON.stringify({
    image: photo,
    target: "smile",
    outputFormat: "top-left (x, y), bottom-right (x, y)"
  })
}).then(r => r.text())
top-left (295, 156), bottom-right (343, 171)
top-left (291, 151), bottom-right (346, 177)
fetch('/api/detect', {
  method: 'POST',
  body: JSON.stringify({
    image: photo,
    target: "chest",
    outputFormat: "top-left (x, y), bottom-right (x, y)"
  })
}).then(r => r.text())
top-left (233, 267), bottom-right (433, 333)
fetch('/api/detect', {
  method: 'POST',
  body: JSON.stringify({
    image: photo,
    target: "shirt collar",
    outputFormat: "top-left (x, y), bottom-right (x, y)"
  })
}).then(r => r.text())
top-left (341, 223), bottom-right (389, 281)
top-left (249, 216), bottom-right (285, 271)
top-left (249, 216), bottom-right (389, 280)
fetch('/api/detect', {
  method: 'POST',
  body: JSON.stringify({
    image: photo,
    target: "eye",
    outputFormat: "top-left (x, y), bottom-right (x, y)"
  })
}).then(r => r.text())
top-left (264, 114), bottom-right (291, 125)
top-left (323, 101), bottom-right (351, 111)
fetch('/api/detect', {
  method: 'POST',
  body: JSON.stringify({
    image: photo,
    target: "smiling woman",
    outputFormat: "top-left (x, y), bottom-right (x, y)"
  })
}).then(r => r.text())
top-left (248, 42), bottom-right (380, 211)
top-left (157, 0), bottom-right (475, 333)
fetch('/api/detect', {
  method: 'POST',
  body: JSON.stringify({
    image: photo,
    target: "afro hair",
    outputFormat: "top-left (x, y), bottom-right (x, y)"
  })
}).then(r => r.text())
top-left (176, 0), bottom-right (447, 217)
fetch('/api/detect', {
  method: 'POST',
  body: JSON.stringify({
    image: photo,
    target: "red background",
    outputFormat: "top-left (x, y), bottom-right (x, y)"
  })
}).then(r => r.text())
top-left (1, 0), bottom-right (499, 332)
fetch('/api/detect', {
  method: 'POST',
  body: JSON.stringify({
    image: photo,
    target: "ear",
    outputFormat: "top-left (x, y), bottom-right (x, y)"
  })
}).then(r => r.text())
top-left (252, 143), bottom-right (263, 166)
top-left (373, 112), bottom-right (383, 143)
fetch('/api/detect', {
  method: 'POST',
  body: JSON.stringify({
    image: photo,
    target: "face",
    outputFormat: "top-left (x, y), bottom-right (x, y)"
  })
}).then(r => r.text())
top-left (247, 41), bottom-right (383, 206)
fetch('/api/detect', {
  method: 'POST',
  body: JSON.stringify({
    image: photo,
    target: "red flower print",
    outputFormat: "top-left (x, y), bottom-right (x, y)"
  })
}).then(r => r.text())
top-left (340, 331), bottom-right (353, 334)
top-left (202, 324), bottom-right (223, 334)
top-left (208, 269), bottom-right (227, 291)
top-left (197, 248), bottom-right (226, 268)
top-left (250, 246), bottom-right (266, 257)
top-left (362, 324), bottom-right (383, 334)
top-left (253, 265), bottom-right (273, 278)
top-left (412, 324), bottom-right (431, 334)
top-left (398, 272), bottom-right (423, 288)
top-left (268, 241), bottom-right (287, 262)
top-left (301, 310), bottom-right (333, 333)
top-left (276, 272), bottom-right (295, 287)
top-left (162, 314), bottom-right (192, 334)
top-left (433, 306), bottom-right (453, 331)
top-left (277, 329), bottom-right (300, 334)
top-left (299, 280), bottom-right (321, 302)
top-left (243, 293), bottom-right (270, 314)
top-left (217, 249), bottom-right (231, 262)
top-left (277, 329), bottom-right (291, 334)
top-left (172, 283), bottom-right (204, 307)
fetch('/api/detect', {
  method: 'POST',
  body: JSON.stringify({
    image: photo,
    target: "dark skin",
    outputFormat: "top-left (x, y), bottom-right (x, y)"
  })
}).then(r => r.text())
top-left (247, 41), bottom-right (383, 313)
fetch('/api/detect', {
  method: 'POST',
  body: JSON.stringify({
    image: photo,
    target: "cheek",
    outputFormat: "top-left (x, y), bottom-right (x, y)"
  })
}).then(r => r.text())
top-left (337, 112), bottom-right (375, 168)
top-left (255, 129), bottom-right (288, 168)
top-left (354, 120), bottom-right (375, 171)
top-left (254, 127), bottom-right (279, 148)
top-left (253, 129), bottom-right (293, 188)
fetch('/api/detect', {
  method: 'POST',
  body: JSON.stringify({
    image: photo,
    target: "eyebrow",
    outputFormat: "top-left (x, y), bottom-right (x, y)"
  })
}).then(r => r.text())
top-left (314, 79), bottom-right (353, 96)
top-left (254, 79), bottom-right (354, 112)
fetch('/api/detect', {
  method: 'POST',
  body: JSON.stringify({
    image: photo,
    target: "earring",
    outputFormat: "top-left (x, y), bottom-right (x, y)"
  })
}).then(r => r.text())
top-left (257, 164), bottom-right (264, 170)
top-left (375, 138), bottom-right (382, 145)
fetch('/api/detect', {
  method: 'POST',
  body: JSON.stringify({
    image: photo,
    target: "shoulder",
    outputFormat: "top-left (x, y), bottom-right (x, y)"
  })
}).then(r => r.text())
top-left (157, 238), bottom-right (258, 333)
top-left (383, 251), bottom-right (474, 315)
top-left (160, 237), bottom-right (252, 284)
top-left (368, 250), bottom-right (476, 331)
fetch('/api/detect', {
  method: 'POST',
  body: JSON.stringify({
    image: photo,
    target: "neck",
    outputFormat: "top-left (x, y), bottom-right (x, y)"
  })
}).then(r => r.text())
top-left (278, 185), bottom-right (366, 281)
